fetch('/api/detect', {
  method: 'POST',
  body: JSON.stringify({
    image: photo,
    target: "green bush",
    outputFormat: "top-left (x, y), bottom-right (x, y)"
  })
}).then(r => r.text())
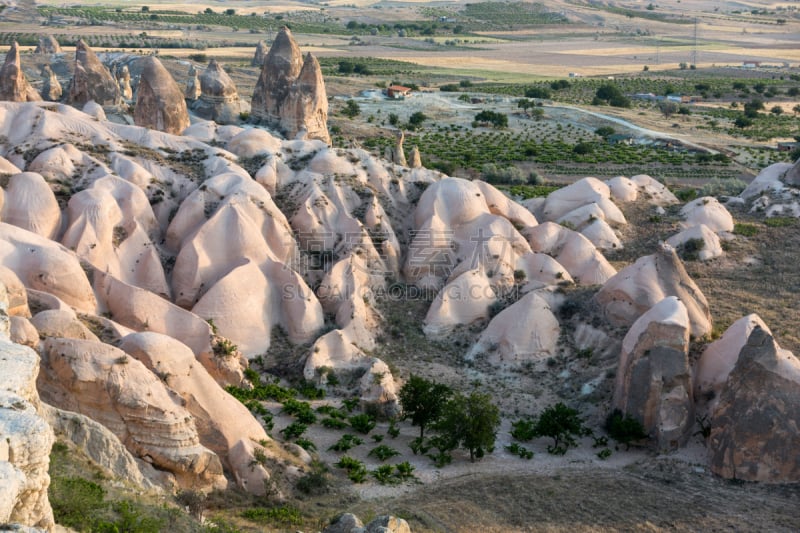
top-left (510, 418), bottom-right (536, 441)
top-left (50, 477), bottom-right (106, 530)
top-left (368, 444), bottom-right (401, 461)
top-left (241, 506), bottom-right (302, 526)
top-left (605, 409), bottom-right (647, 449)
top-left (505, 442), bottom-right (534, 459)
top-left (764, 216), bottom-right (796, 227)
top-left (349, 413), bottom-right (376, 434)
top-left (329, 434), bottom-right (364, 452)
top-left (280, 422), bottom-right (308, 440)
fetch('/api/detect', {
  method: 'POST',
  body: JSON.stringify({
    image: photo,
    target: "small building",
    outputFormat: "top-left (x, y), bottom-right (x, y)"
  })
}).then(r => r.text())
top-left (386, 85), bottom-right (412, 99)
top-left (742, 61), bottom-right (761, 68)
top-left (777, 141), bottom-right (799, 152)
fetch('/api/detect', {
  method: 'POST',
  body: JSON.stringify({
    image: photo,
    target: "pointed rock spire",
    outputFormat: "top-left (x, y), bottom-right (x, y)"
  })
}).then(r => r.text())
top-left (118, 65), bottom-right (133, 100)
top-left (250, 28), bottom-right (329, 142)
top-left (134, 56), bottom-right (189, 135)
top-left (40, 64), bottom-right (62, 101)
top-left (251, 27), bottom-right (303, 125)
top-left (283, 52), bottom-right (329, 143)
top-left (35, 35), bottom-right (62, 55)
top-left (185, 64), bottom-right (201, 101)
top-left (251, 40), bottom-right (268, 67)
top-left (409, 145), bottom-right (422, 168)
top-left (0, 42), bottom-right (42, 102)
top-left (67, 40), bottom-right (120, 107)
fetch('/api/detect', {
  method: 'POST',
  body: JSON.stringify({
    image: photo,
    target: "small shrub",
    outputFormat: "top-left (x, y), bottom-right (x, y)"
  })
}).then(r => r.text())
top-left (510, 418), bottom-right (536, 441)
top-left (321, 417), bottom-right (348, 430)
top-left (295, 461), bottom-right (330, 495)
top-left (329, 434), bottom-right (363, 452)
top-left (394, 461), bottom-right (415, 480)
top-left (368, 444), bottom-right (401, 461)
top-left (605, 409), bottom-right (647, 449)
top-left (678, 237), bottom-right (706, 261)
top-left (371, 464), bottom-right (398, 484)
top-left (387, 420), bottom-right (401, 438)
top-left (295, 437), bottom-right (316, 452)
top-left (505, 442), bottom-right (534, 459)
top-left (349, 413), bottom-right (376, 434)
top-left (597, 448), bottom-right (612, 460)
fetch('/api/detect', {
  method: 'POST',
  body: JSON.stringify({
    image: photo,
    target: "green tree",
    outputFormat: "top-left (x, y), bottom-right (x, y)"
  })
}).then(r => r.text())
top-left (398, 375), bottom-right (452, 439)
top-left (407, 111), bottom-right (428, 130)
top-left (771, 105), bottom-right (784, 115)
top-left (436, 392), bottom-right (500, 462)
top-left (534, 402), bottom-right (585, 455)
top-left (342, 99), bottom-right (361, 118)
top-left (595, 126), bottom-right (616, 139)
top-left (388, 112), bottom-right (399, 126)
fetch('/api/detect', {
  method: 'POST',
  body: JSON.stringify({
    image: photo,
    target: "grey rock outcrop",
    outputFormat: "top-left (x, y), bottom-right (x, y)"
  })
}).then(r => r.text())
top-left (0, 283), bottom-right (55, 530)
top-left (613, 296), bottom-right (694, 451)
top-left (192, 59), bottom-right (244, 124)
top-left (134, 56), bottom-right (190, 135)
top-left (251, 27), bottom-right (330, 143)
top-left (184, 64), bottom-right (201, 101)
top-left (708, 327), bottom-right (800, 482)
top-left (40, 65), bottom-right (61, 101)
top-left (117, 65), bottom-right (133, 100)
top-left (323, 513), bottom-right (411, 533)
top-left (251, 40), bottom-right (268, 67)
top-left (67, 40), bottom-right (120, 107)
top-left (34, 36), bottom-right (61, 55)
top-left (0, 42), bottom-right (42, 103)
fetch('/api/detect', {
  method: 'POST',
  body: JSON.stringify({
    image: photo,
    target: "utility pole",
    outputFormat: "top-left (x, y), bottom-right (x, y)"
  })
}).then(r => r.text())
top-left (691, 17), bottom-right (698, 68)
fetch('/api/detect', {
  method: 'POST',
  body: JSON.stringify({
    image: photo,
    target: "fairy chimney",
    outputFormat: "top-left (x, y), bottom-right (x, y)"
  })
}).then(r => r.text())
top-left (251, 27), bottom-right (329, 144)
top-left (193, 59), bottom-right (245, 124)
top-left (0, 42), bottom-right (42, 102)
top-left (118, 65), bottom-right (133, 100)
top-left (67, 40), bottom-right (120, 106)
top-left (40, 64), bottom-right (62, 101)
top-left (184, 64), bottom-right (201, 101)
top-left (251, 40), bottom-right (268, 67)
top-left (133, 56), bottom-right (190, 135)
top-left (35, 35), bottom-right (62, 55)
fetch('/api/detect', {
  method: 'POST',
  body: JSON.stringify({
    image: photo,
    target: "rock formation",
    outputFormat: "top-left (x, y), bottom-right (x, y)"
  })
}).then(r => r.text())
top-left (34, 35), bottom-right (61, 55)
top-left (117, 65), bottom-right (133, 100)
top-left (37, 337), bottom-right (227, 491)
top-left (466, 291), bottom-right (560, 365)
top-left (252, 40), bottom-right (268, 67)
top-left (0, 42), bottom-right (42, 103)
top-left (184, 64), bottom-right (201, 101)
top-left (409, 145), bottom-right (422, 168)
top-left (386, 130), bottom-right (407, 166)
top-left (40, 64), bottom-right (61, 101)
top-left (708, 327), bottom-right (800, 482)
top-left (251, 27), bottom-right (330, 143)
top-left (613, 296), bottom-right (694, 450)
top-left (0, 172), bottom-right (61, 239)
top-left (695, 314), bottom-right (769, 413)
top-left (594, 243), bottom-right (712, 338)
top-left (67, 40), bottom-right (121, 107)
top-left (133, 56), bottom-right (190, 135)
top-left (665, 224), bottom-right (723, 261)
top-left (680, 196), bottom-right (734, 234)
top-left (192, 59), bottom-right (245, 124)
top-left (0, 283), bottom-right (55, 530)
